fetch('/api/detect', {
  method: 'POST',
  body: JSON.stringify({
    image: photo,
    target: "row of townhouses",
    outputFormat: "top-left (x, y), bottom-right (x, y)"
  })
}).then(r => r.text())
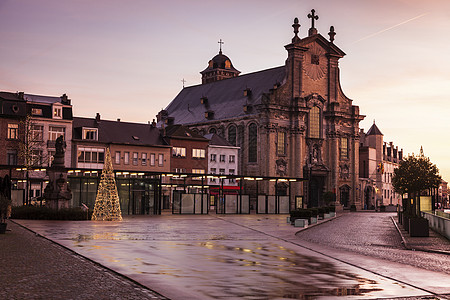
top-left (0, 91), bottom-right (239, 213)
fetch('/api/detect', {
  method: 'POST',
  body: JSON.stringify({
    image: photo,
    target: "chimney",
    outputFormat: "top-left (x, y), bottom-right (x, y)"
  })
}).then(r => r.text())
top-left (60, 93), bottom-right (71, 105)
top-left (117, 118), bottom-right (121, 122)
top-left (151, 119), bottom-right (156, 128)
top-left (95, 113), bottom-right (101, 123)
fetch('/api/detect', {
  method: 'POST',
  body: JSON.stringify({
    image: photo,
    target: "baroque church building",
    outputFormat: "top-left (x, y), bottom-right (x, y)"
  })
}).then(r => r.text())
top-left (158, 10), bottom-right (365, 210)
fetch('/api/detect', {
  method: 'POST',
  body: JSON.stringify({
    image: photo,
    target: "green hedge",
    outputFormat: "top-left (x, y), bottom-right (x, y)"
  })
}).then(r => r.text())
top-left (11, 206), bottom-right (92, 220)
top-left (290, 209), bottom-right (312, 219)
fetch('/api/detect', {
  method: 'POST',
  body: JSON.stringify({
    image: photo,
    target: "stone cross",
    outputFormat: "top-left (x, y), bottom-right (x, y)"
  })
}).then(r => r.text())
top-left (218, 39), bottom-right (224, 53)
top-left (308, 9), bottom-right (319, 29)
top-left (181, 78), bottom-right (186, 88)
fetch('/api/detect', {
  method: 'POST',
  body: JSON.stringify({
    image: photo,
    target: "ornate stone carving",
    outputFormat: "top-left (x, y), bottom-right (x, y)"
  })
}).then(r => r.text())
top-left (303, 43), bottom-right (327, 81)
top-left (339, 164), bottom-right (350, 180)
top-left (305, 93), bottom-right (326, 108)
top-left (306, 139), bottom-right (323, 166)
top-left (276, 158), bottom-right (287, 176)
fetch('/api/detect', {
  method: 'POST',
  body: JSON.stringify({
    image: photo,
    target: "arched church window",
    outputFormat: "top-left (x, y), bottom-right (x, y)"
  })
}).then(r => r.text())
top-left (228, 125), bottom-right (237, 146)
top-left (308, 106), bottom-right (321, 138)
top-left (248, 123), bottom-right (258, 163)
top-left (209, 128), bottom-right (217, 134)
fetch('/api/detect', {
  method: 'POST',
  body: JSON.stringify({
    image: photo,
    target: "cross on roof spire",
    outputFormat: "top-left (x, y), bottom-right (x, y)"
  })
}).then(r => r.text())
top-left (307, 9), bottom-right (319, 36)
top-left (308, 9), bottom-right (319, 28)
top-left (181, 78), bottom-right (186, 88)
top-left (218, 39), bottom-right (224, 54)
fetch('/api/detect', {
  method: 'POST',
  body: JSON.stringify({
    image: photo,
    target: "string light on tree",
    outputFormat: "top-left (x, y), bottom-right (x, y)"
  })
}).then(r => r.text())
top-left (92, 148), bottom-right (122, 221)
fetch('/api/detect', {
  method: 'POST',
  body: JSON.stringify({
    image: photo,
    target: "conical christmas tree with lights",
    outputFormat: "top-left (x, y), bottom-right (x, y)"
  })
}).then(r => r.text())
top-left (92, 148), bottom-right (122, 221)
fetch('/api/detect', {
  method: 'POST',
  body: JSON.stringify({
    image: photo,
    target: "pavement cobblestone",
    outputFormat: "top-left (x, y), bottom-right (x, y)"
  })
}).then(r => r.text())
top-left (0, 220), bottom-right (167, 300)
top-left (295, 212), bottom-right (450, 275)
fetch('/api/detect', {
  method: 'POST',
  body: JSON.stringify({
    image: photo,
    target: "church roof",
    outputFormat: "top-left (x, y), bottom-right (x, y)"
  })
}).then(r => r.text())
top-left (164, 66), bottom-right (286, 125)
top-left (367, 123), bottom-right (383, 136)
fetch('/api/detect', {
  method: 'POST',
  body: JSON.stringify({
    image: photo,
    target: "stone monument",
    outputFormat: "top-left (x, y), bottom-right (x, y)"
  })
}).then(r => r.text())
top-left (43, 136), bottom-right (72, 210)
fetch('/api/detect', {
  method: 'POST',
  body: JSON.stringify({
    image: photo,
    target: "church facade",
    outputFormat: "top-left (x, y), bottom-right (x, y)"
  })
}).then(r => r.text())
top-left (158, 10), bottom-right (365, 209)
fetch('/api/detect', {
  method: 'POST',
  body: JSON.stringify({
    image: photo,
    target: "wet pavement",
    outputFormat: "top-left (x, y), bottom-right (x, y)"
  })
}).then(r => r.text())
top-left (12, 213), bottom-right (450, 299)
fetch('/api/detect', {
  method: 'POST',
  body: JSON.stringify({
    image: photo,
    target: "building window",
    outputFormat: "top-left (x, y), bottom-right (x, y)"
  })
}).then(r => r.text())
top-left (192, 168), bottom-right (205, 180)
top-left (229, 155), bottom-right (235, 163)
top-left (77, 147), bottom-right (105, 164)
top-left (229, 169), bottom-right (235, 183)
top-left (142, 153), bottom-right (147, 166)
top-left (82, 128), bottom-right (98, 140)
top-left (210, 168), bottom-right (216, 182)
top-left (210, 154), bottom-right (216, 162)
top-left (248, 123), bottom-right (257, 163)
top-left (115, 151), bottom-right (121, 164)
top-left (124, 152), bottom-right (130, 164)
top-left (7, 150), bottom-right (17, 165)
top-left (53, 107), bottom-right (62, 119)
top-left (7, 124), bottom-right (19, 139)
top-left (158, 154), bottom-right (164, 166)
top-left (308, 106), bottom-right (320, 139)
top-left (277, 132), bottom-right (286, 155)
top-left (219, 168), bottom-right (225, 174)
top-left (192, 148), bottom-right (205, 159)
top-left (220, 155), bottom-right (226, 162)
top-left (150, 153), bottom-right (156, 166)
top-left (31, 150), bottom-right (43, 166)
top-left (132, 152), bottom-right (138, 165)
top-left (340, 137), bottom-right (348, 159)
top-left (31, 125), bottom-right (43, 141)
top-left (48, 150), bottom-right (55, 166)
top-left (31, 108), bottom-right (43, 116)
top-left (49, 126), bottom-right (65, 141)
top-left (172, 147), bottom-right (186, 157)
top-left (228, 125), bottom-right (237, 146)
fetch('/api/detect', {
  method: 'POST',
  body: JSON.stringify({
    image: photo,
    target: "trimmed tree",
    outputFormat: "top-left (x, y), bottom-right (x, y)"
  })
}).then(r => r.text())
top-left (392, 147), bottom-right (441, 217)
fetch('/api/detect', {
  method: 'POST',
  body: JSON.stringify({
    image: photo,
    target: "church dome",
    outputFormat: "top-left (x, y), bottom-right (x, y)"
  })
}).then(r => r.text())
top-left (200, 49), bottom-right (240, 84)
top-left (203, 51), bottom-right (238, 71)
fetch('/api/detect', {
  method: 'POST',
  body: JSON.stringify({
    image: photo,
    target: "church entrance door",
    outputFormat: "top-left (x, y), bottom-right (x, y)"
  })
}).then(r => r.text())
top-left (308, 176), bottom-right (324, 208)
top-left (339, 185), bottom-right (350, 208)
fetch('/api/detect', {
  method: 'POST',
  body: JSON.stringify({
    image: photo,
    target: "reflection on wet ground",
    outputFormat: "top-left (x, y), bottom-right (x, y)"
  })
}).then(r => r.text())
top-left (16, 216), bottom-right (425, 299)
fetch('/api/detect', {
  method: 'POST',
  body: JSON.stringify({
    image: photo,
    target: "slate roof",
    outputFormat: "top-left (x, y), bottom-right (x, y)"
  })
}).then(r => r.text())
top-left (24, 94), bottom-right (61, 104)
top-left (367, 123), bottom-right (383, 136)
top-left (204, 133), bottom-right (237, 148)
top-left (163, 124), bottom-right (208, 142)
top-left (73, 117), bottom-right (168, 146)
top-left (164, 66), bottom-right (286, 125)
top-left (0, 92), bottom-right (24, 102)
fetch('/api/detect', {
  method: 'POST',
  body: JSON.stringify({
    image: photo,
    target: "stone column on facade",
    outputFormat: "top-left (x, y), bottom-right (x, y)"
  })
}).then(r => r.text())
top-left (332, 135), bottom-right (340, 208)
top-left (352, 136), bottom-right (362, 209)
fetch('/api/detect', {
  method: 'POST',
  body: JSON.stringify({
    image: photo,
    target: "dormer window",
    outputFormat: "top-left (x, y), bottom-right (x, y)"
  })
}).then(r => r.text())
top-left (82, 128), bottom-right (98, 141)
top-left (53, 105), bottom-right (62, 119)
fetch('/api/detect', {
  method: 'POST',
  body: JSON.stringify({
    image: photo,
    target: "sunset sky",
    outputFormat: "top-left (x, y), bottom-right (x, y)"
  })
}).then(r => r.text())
top-left (1, 0), bottom-right (450, 180)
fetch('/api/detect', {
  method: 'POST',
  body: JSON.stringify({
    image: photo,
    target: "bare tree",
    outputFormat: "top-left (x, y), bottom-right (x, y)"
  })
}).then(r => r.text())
top-left (17, 115), bottom-right (51, 204)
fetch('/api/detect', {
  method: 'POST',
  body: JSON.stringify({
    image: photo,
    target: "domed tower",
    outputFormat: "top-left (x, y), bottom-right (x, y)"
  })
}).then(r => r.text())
top-left (200, 40), bottom-right (240, 84)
